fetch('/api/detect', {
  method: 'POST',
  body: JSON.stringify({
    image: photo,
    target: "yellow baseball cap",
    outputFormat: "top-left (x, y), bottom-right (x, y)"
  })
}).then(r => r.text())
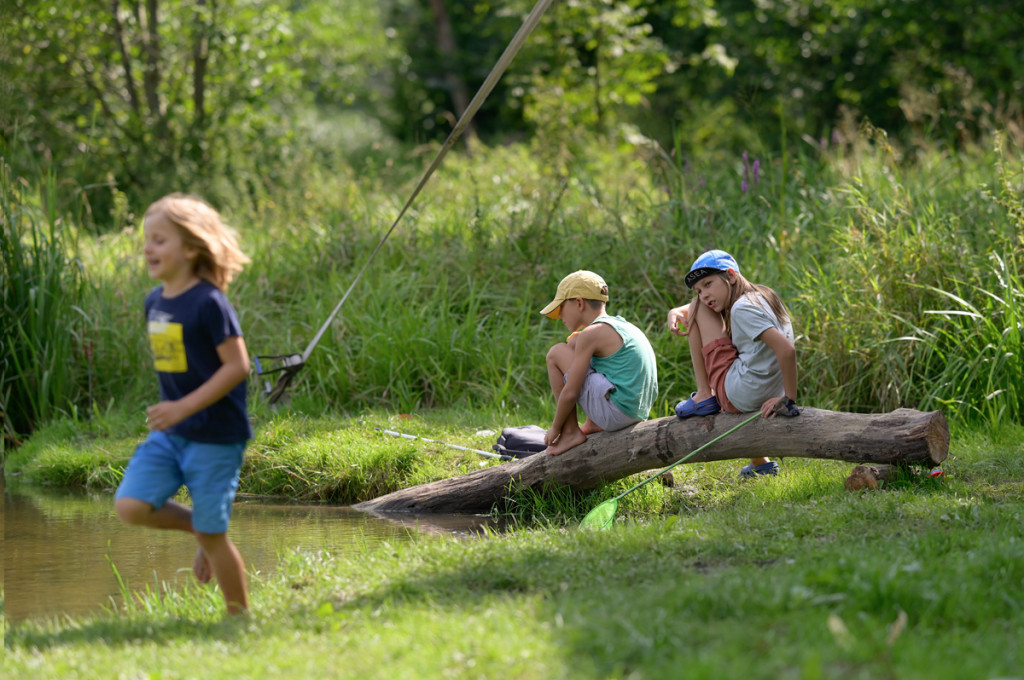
top-left (539, 270), bottom-right (609, 319)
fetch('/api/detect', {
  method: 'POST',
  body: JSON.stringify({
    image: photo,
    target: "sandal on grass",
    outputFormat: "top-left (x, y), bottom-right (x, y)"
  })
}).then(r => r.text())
top-left (675, 392), bottom-right (721, 418)
top-left (740, 460), bottom-right (779, 478)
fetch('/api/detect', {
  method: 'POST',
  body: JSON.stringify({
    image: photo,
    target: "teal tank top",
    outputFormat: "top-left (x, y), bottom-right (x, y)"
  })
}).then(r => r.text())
top-left (589, 315), bottom-right (658, 420)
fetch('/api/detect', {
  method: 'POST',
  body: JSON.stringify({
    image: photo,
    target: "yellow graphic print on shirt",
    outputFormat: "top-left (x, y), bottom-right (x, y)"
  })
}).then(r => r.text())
top-left (148, 320), bottom-right (188, 373)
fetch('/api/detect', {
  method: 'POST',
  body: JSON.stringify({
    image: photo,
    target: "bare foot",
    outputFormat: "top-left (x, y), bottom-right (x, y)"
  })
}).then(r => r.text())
top-left (193, 548), bottom-right (213, 583)
top-left (545, 430), bottom-right (587, 456)
top-left (580, 418), bottom-right (604, 435)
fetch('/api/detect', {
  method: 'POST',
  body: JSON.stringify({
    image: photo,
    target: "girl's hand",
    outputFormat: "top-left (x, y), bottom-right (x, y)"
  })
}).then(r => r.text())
top-left (761, 396), bottom-right (799, 418)
top-left (544, 427), bottom-right (560, 447)
top-left (760, 397), bottom-right (782, 418)
top-left (146, 401), bottom-right (187, 431)
top-left (667, 305), bottom-right (691, 337)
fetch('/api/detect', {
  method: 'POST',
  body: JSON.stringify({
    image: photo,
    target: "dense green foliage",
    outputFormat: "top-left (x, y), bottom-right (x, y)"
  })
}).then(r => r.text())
top-left (1, 166), bottom-right (91, 443)
top-left (3, 128), bottom-right (1022, 450)
top-left (3, 0), bottom-right (313, 223)
top-left (3, 0), bottom-right (1022, 226)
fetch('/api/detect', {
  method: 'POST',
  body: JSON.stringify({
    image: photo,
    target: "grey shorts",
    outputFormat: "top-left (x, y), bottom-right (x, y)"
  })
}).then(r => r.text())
top-left (568, 368), bottom-right (641, 432)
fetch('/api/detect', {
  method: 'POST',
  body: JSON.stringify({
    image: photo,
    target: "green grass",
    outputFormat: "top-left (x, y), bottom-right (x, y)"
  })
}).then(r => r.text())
top-left (4, 126), bottom-right (1023, 445)
top-left (4, 124), bottom-right (1024, 677)
top-left (6, 419), bottom-right (1023, 679)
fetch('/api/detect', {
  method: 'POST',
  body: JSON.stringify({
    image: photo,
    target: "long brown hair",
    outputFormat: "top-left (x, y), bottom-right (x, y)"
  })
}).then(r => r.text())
top-left (720, 272), bottom-right (790, 336)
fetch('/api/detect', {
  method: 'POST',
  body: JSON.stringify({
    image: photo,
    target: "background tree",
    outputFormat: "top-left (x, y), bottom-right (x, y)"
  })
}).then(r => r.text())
top-left (668, 0), bottom-right (1024, 151)
top-left (3, 0), bottom-right (1022, 230)
top-left (385, 0), bottom-right (523, 143)
top-left (4, 0), bottom-right (307, 226)
top-left (516, 0), bottom-right (675, 138)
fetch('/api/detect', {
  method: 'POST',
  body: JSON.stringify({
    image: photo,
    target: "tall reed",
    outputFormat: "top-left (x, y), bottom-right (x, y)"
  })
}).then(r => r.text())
top-left (7, 127), bottom-right (1023, 440)
top-left (1, 163), bottom-right (91, 449)
top-left (902, 255), bottom-right (1022, 424)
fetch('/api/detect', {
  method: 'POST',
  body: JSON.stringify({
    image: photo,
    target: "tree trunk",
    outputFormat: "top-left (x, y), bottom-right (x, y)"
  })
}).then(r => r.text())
top-left (110, 0), bottom-right (141, 114)
top-left (354, 407), bottom-right (949, 515)
top-left (191, 0), bottom-right (209, 132)
top-left (426, 0), bottom-right (476, 145)
top-left (141, 0), bottom-right (163, 120)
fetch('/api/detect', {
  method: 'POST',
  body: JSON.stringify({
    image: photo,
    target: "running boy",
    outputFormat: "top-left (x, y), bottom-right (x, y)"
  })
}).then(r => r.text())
top-left (667, 249), bottom-right (798, 477)
top-left (540, 270), bottom-right (658, 455)
top-left (115, 194), bottom-right (252, 615)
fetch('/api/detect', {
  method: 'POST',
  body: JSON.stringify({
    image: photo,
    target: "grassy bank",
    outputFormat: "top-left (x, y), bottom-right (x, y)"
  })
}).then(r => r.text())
top-left (3, 408), bottom-right (549, 505)
top-left (4, 128), bottom-right (1023, 448)
top-left (6, 420), bottom-right (1023, 679)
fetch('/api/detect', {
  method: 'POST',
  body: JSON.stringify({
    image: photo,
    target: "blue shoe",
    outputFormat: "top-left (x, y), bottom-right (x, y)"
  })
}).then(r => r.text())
top-left (675, 392), bottom-right (721, 418)
top-left (740, 461), bottom-right (779, 478)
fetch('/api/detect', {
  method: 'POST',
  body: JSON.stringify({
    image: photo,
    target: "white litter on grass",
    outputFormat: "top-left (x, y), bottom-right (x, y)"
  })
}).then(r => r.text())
top-left (475, 429), bottom-right (497, 437)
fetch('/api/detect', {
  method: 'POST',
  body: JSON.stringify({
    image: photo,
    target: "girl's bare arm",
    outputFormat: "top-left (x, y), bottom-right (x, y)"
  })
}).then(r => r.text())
top-left (758, 327), bottom-right (798, 417)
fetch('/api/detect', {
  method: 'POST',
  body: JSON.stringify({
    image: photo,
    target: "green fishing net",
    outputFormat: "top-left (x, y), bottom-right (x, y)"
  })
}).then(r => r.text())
top-left (579, 499), bottom-right (617, 530)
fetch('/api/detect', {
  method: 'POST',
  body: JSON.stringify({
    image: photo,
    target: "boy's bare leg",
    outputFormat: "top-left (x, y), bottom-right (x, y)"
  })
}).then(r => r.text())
top-left (193, 549), bottom-right (213, 583)
top-left (116, 499), bottom-right (220, 585)
top-left (545, 343), bottom-right (572, 398)
top-left (546, 411), bottom-right (587, 456)
top-left (544, 342), bottom-right (588, 455)
top-left (195, 531), bottom-right (249, 615)
top-left (115, 497), bottom-right (194, 532)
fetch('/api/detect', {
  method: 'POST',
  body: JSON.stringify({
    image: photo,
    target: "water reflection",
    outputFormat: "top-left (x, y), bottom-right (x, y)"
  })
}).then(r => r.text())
top-left (3, 474), bottom-right (499, 624)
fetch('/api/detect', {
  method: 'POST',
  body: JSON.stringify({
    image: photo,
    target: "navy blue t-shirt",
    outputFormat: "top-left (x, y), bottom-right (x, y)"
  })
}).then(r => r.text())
top-left (144, 280), bottom-right (252, 443)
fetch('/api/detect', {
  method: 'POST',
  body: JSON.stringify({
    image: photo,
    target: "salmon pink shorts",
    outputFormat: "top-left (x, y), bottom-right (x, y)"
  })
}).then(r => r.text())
top-left (702, 337), bottom-right (741, 413)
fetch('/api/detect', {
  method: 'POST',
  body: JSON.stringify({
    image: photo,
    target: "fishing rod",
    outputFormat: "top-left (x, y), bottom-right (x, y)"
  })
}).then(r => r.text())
top-left (255, 0), bottom-right (558, 405)
top-left (378, 429), bottom-right (513, 461)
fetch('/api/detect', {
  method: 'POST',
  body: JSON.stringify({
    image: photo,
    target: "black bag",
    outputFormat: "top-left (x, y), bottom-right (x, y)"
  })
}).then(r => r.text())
top-left (493, 425), bottom-right (547, 459)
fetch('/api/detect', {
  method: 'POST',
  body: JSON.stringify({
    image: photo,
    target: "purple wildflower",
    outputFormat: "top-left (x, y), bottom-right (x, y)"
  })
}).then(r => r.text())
top-left (741, 152), bottom-right (760, 193)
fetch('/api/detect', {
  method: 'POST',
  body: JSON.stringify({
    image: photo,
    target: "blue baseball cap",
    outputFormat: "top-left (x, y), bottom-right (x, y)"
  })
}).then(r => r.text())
top-left (685, 249), bottom-right (740, 289)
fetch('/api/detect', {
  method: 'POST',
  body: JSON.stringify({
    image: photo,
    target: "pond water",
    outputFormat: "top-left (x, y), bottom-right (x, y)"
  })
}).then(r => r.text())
top-left (3, 474), bottom-right (500, 625)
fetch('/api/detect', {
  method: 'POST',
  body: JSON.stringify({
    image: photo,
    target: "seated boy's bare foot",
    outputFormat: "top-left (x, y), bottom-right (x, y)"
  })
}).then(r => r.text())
top-left (193, 548), bottom-right (212, 583)
top-left (580, 419), bottom-right (604, 435)
top-left (545, 430), bottom-right (587, 456)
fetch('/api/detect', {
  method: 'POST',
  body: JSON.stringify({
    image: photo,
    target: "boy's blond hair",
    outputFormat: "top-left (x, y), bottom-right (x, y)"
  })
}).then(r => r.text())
top-left (146, 194), bottom-right (250, 291)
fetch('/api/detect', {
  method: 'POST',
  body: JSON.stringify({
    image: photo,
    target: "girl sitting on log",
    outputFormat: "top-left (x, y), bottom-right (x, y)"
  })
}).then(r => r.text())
top-left (667, 249), bottom-right (799, 478)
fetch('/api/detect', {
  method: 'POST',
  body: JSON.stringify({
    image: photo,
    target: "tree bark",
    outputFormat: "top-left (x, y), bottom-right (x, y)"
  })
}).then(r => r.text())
top-left (354, 407), bottom-right (949, 515)
top-left (191, 0), bottom-right (209, 131)
top-left (426, 0), bottom-right (476, 145)
top-left (110, 0), bottom-right (141, 114)
top-left (141, 0), bottom-right (163, 119)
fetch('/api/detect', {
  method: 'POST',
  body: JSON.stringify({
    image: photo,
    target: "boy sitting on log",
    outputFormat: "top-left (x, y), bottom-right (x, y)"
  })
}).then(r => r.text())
top-left (539, 270), bottom-right (658, 455)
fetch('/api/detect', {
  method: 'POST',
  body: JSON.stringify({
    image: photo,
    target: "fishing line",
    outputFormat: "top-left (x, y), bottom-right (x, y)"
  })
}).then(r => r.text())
top-left (256, 0), bottom-right (558, 404)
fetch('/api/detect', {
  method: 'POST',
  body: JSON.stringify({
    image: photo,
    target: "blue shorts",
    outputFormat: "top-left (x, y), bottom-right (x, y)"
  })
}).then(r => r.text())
top-left (115, 431), bottom-right (246, 534)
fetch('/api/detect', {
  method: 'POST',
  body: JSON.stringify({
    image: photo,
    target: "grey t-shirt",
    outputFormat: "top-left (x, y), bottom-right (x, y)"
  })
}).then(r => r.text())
top-left (723, 293), bottom-right (794, 412)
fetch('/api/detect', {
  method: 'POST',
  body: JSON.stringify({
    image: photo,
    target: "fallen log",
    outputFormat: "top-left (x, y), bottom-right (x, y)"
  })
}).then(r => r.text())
top-left (844, 463), bottom-right (945, 491)
top-left (353, 407), bottom-right (948, 515)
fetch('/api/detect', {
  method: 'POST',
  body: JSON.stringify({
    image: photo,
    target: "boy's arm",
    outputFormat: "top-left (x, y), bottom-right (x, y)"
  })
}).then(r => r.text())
top-left (146, 335), bottom-right (251, 431)
top-left (545, 329), bottom-right (602, 445)
top-left (757, 327), bottom-right (797, 418)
